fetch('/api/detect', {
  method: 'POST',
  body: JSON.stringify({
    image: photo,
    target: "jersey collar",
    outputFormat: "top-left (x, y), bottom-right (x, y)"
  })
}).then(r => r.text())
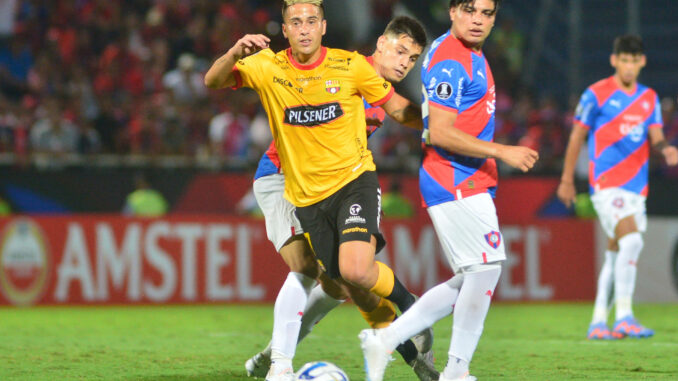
top-left (286, 46), bottom-right (327, 70)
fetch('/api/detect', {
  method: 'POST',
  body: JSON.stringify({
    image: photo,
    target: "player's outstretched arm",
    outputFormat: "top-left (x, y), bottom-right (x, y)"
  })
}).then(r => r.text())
top-left (204, 34), bottom-right (270, 89)
top-left (649, 128), bottom-right (678, 166)
top-left (381, 92), bottom-right (423, 130)
top-left (557, 123), bottom-right (588, 208)
top-left (426, 104), bottom-right (539, 171)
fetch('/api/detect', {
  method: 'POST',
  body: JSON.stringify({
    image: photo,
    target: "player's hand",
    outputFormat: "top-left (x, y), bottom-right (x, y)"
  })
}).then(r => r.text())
top-left (365, 117), bottom-right (383, 127)
top-left (232, 34), bottom-right (270, 59)
top-left (556, 181), bottom-right (577, 208)
top-left (662, 145), bottom-right (678, 166)
top-left (497, 145), bottom-right (539, 173)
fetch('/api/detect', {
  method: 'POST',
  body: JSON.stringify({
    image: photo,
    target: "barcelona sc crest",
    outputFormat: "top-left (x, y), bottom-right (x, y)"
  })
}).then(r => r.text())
top-left (484, 231), bottom-right (501, 249)
top-left (325, 80), bottom-right (341, 94)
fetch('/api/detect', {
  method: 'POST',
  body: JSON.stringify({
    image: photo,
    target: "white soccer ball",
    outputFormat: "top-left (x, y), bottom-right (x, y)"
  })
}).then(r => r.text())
top-left (294, 361), bottom-right (349, 381)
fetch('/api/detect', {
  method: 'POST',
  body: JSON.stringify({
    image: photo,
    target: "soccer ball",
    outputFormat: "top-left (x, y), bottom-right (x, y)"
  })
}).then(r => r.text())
top-left (294, 361), bottom-right (349, 381)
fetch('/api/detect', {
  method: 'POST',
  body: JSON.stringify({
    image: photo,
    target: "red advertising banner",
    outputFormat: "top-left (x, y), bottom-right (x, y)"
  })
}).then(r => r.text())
top-left (0, 215), bottom-right (595, 306)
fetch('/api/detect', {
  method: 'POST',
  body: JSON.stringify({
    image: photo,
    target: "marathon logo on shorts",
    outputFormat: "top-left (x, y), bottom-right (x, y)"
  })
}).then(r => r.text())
top-left (284, 103), bottom-right (344, 127)
top-left (342, 227), bottom-right (368, 235)
top-left (484, 231), bottom-right (501, 249)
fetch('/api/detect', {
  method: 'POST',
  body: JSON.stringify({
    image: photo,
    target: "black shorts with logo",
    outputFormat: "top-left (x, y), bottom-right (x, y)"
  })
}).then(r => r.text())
top-left (295, 170), bottom-right (386, 279)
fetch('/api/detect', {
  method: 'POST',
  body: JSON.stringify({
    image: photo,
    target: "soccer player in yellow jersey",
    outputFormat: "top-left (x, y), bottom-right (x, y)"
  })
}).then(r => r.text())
top-left (240, 16), bottom-right (438, 381)
top-left (206, 1), bottom-right (428, 380)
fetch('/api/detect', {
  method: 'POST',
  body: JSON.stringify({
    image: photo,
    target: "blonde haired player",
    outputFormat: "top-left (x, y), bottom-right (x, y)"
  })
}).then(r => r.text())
top-left (206, 1), bottom-right (433, 380)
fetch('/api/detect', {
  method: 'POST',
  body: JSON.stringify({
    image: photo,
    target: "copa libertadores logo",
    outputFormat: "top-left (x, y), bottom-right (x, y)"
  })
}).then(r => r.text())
top-left (0, 218), bottom-right (50, 306)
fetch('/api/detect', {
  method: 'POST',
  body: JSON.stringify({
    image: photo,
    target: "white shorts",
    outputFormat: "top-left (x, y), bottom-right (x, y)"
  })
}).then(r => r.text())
top-left (427, 192), bottom-right (506, 273)
top-left (591, 187), bottom-right (647, 239)
top-left (253, 173), bottom-right (303, 252)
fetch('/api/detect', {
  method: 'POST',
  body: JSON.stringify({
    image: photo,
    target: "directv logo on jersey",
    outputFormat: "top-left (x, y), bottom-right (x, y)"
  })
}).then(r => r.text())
top-left (284, 103), bottom-right (344, 127)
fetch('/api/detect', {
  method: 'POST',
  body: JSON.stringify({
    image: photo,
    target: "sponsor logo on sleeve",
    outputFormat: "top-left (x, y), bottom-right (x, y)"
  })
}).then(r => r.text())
top-left (435, 82), bottom-right (453, 100)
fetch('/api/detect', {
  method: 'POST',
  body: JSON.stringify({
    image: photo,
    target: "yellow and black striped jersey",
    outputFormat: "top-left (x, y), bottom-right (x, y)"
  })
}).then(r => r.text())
top-left (233, 47), bottom-right (394, 207)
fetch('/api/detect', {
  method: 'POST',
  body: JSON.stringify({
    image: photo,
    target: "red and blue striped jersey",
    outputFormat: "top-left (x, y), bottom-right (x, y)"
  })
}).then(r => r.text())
top-left (574, 76), bottom-right (663, 196)
top-left (419, 31), bottom-right (497, 208)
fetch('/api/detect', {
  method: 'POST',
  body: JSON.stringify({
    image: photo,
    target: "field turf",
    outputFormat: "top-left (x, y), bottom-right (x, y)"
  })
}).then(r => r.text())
top-left (1, 303), bottom-right (677, 380)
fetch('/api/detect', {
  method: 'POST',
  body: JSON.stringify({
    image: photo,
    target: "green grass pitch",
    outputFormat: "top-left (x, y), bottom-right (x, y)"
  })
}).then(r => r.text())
top-left (1, 303), bottom-right (677, 380)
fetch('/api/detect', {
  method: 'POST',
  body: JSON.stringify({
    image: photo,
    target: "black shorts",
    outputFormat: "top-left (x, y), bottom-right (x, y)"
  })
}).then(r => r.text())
top-left (295, 170), bottom-right (386, 279)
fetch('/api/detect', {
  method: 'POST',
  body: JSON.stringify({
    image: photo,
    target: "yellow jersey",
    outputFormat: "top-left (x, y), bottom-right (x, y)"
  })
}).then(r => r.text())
top-left (233, 47), bottom-right (394, 207)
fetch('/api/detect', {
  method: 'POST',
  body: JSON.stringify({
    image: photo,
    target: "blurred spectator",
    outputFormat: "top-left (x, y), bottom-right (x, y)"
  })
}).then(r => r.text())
top-left (123, 172), bottom-right (168, 217)
top-left (162, 52), bottom-right (207, 105)
top-left (29, 100), bottom-right (78, 155)
top-left (0, 34), bottom-right (33, 99)
top-left (0, 0), bottom-right (18, 37)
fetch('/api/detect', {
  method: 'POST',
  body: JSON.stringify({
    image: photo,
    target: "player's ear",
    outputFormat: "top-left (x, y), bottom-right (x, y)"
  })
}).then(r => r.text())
top-left (282, 22), bottom-right (288, 39)
top-left (321, 19), bottom-right (327, 36)
top-left (376, 35), bottom-right (386, 52)
top-left (609, 54), bottom-right (616, 68)
top-left (639, 54), bottom-right (646, 68)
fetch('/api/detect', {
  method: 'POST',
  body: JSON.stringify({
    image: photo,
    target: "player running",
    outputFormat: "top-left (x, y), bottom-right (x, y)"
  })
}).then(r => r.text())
top-left (557, 34), bottom-right (678, 340)
top-left (205, 1), bottom-right (433, 380)
top-left (244, 15), bottom-right (437, 381)
top-left (359, 1), bottom-right (539, 380)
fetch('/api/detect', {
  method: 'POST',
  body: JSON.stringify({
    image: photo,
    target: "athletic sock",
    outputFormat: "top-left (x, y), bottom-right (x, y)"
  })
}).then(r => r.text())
top-left (448, 266), bottom-right (500, 368)
top-left (369, 261), bottom-right (415, 313)
top-left (615, 232), bottom-right (643, 320)
top-left (358, 296), bottom-right (417, 364)
top-left (270, 272), bottom-right (315, 361)
top-left (591, 250), bottom-right (617, 324)
top-left (298, 285), bottom-right (344, 343)
top-left (358, 297), bottom-right (397, 329)
top-left (380, 275), bottom-right (464, 351)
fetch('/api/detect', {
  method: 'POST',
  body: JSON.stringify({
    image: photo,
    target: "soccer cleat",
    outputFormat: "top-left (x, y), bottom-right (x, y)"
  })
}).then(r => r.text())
top-left (612, 316), bottom-right (654, 338)
top-left (408, 351), bottom-right (440, 381)
top-left (359, 329), bottom-right (394, 381)
top-left (264, 363), bottom-right (294, 381)
top-left (586, 322), bottom-right (616, 340)
top-left (245, 351), bottom-right (271, 378)
top-left (412, 327), bottom-right (434, 354)
top-left (438, 372), bottom-right (477, 381)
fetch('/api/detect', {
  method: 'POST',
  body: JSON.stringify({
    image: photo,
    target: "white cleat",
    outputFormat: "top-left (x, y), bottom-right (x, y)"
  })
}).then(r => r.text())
top-left (409, 351), bottom-right (439, 381)
top-left (245, 352), bottom-right (271, 378)
top-left (439, 372), bottom-right (477, 381)
top-left (359, 329), bottom-right (393, 381)
top-left (264, 363), bottom-right (294, 381)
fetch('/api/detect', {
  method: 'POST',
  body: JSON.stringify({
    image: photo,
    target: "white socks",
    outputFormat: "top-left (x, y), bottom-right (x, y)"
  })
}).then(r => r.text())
top-left (591, 250), bottom-right (617, 324)
top-left (380, 275), bottom-right (464, 351)
top-left (270, 272), bottom-right (316, 365)
top-left (615, 232), bottom-right (643, 320)
top-left (298, 285), bottom-right (345, 342)
top-left (445, 265), bottom-right (501, 379)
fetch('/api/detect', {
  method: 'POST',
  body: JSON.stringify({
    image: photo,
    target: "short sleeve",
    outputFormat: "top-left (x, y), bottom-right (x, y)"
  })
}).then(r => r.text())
top-left (354, 54), bottom-right (394, 107)
top-left (573, 89), bottom-right (599, 130)
top-left (649, 93), bottom-right (663, 128)
top-left (424, 60), bottom-right (468, 112)
top-left (232, 49), bottom-right (271, 90)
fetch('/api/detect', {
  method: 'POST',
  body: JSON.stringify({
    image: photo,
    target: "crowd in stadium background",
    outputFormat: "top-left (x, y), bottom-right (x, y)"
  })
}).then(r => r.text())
top-left (1, 0), bottom-right (678, 176)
